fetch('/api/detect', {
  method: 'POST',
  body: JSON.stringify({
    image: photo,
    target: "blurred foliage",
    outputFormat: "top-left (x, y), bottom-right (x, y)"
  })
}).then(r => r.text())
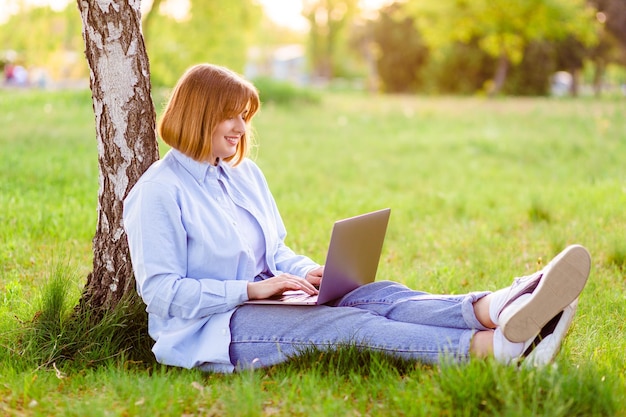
top-left (404, 0), bottom-right (599, 63)
top-left (504, 41), bottom-right (558, 96)
top-left (143, 0), bottom-right (262, 86)
top-left (252, 76), bottom-right (321, 105)
top-left (0, 5), bottom-right (86, 79)
top-left (403, 0), bottom-right (600, 95)
top-left (303, 0), bottom-right (360, 79)
top-left (1, 0), bottom-right (625, 96)
top-left (367, 2), bottom-right (429, 93)
top-left (0, 0), bottom-right (262, 87)
top-left (590, 0), bottom-right (626, 50)
top-left (422, 41), bottom-right (497, 95)
top-left (366, 0), bottom-right (625, 96)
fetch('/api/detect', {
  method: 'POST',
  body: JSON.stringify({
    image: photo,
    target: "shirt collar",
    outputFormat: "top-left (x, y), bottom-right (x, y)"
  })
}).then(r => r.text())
top-left (169, 149), bottom-right (231, 182)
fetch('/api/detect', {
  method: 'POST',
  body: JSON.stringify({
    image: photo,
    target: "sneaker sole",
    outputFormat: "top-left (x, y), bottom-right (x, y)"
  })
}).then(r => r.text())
top-left (500, 245), bottom-right (590, 343)
top-left (522, 299), bottom-right (578, 367)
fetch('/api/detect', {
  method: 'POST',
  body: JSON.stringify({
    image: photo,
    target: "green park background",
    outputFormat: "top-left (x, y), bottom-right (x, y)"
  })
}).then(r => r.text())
top-left (1, 0), bottom-right (626, 416)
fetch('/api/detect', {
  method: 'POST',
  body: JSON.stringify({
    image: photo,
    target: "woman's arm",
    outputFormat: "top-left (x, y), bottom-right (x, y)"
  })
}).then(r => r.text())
top-left (123, 180), bottom-right (249, 319)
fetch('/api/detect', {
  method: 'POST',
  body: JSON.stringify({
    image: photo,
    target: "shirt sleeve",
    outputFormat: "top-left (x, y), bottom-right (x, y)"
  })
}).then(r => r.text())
top-left (123, 180), bottom-right (249, 320)
top-left (273, 240), bottom-right (320, 278)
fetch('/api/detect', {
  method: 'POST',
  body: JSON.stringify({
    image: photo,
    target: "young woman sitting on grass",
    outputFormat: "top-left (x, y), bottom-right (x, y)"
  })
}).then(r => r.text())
top-left (123, 63), bottom-right (591, 373)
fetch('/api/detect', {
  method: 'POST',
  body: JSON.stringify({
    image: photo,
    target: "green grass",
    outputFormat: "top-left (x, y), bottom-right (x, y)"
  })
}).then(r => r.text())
top-left (1, 89), bottom-right (626, 416)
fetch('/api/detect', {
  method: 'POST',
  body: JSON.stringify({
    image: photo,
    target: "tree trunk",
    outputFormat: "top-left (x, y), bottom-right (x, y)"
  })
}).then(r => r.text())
top-left (489, 53), bottom-right (509, 97)
top-left (570, 67), bottom-right (580, 98)
top-left (593, 59), bottom-right (606, 97)
top-left (76, 0), bottom-right (159, 312)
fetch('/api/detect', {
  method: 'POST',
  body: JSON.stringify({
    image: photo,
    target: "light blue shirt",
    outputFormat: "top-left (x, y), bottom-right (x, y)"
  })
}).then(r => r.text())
top-left (123, 149), bottom-right (319, 372)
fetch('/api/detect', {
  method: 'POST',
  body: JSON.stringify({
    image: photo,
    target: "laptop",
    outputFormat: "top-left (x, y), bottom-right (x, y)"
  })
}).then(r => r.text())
top-left (245, 208), bottom-right (391, 305)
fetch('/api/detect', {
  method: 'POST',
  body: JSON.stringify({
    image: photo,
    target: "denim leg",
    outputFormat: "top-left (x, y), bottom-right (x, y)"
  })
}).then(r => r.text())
top-left (336, 280), bottom-right (490, 331)
top-left (229, 282), bottom-right (489, 370)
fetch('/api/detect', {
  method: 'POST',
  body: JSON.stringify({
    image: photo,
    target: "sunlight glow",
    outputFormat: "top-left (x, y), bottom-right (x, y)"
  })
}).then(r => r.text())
top-left (259, 0), bottom-right (392, 31)
top-left (0, 0), bottom-right (391, 27)
top-left (258, 0), bottom-right (308, 31)
top-left (0, 0), bottom-right (69, 22)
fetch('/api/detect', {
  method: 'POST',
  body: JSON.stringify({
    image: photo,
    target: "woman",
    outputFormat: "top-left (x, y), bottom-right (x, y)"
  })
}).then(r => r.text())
top-left (123, 64), bottom-right (590, 373)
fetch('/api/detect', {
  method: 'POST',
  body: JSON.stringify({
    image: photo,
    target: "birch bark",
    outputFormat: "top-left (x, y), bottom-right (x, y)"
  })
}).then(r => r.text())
top-left (77, 0), bottom-right (159, 310)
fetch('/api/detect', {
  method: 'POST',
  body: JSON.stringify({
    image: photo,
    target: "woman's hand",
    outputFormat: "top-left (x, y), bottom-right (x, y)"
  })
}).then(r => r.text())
top-left (247, 273), bottom-right (319, 300)
top-left (305, 266), bottom-right (324, 286)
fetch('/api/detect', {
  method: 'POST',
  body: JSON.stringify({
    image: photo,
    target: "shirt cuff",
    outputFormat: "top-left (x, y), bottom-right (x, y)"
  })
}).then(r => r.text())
top-left (226, 279), bottom-right (250, 303)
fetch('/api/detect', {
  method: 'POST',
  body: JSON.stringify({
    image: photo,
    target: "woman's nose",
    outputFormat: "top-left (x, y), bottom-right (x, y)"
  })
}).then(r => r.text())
top-left (235, 118), bottom-right (246, 133)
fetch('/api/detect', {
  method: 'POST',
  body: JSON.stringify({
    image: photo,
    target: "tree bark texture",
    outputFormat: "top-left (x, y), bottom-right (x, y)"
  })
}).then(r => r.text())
top-left (77, 0), bottom-right (159, 311)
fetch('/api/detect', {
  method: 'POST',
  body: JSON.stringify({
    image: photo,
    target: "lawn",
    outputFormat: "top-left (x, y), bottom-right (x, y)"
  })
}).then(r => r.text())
top-left (1, 88), bottom-right (625, 416)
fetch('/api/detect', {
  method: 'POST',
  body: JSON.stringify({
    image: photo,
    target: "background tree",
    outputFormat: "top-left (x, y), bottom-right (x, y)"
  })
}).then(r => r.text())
top-left (367, 2), bottom-right (429, 93)
top-left (587, 0), bottom-right (626, 95)
top-left (143, 0), bottom-right (262, 86)
top-left (76, 0), bottom-right (159, 311)
top-left (553, 36), bottom-right (588, 96)
top-left (302, 0), bottom-right (359, 80)
top-left (406, 0), bottom-right (599, 95)
top-left (424, 40), bottom-right (496, 94)
top-left (590, 0), bottom-right (626, 50)
top-left (504, 41), bottom-right (558, 96)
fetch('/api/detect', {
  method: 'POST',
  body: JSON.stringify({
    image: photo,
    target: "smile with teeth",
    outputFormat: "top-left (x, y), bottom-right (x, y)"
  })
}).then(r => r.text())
top-left (225, 136), bottom-right (239, 145)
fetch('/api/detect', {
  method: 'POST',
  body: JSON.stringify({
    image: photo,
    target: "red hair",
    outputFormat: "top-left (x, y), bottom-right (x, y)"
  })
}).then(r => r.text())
top-left (158, 64), bottom-right (260, 165)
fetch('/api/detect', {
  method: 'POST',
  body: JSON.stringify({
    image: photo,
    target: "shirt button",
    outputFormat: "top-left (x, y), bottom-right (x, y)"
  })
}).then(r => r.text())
top-left (222, 328), bottom-right (227, 335)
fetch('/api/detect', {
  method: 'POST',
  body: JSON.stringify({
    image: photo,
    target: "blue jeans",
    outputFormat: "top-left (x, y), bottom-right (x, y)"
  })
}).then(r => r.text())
top-left (229, 281), bottom-right (490, 370)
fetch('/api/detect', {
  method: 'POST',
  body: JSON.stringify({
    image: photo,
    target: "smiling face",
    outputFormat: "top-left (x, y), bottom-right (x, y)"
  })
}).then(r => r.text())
top-left (210, 106), bottom-right (249, 165)
top-left (158, 64), bottom-right (260, 167)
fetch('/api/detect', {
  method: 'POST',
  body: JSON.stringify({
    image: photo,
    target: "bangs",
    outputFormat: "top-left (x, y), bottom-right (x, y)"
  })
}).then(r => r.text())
top-left (220, 84), bottom-right (260, 120)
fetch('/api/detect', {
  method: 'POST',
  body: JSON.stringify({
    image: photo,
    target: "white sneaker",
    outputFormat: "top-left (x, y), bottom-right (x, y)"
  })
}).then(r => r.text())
top-left (520, 299), bottom-right (579, 367)
top-left (499, 244), bottom-right (590, 343)
top-left (489, 272), bottom-right (542, 327)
